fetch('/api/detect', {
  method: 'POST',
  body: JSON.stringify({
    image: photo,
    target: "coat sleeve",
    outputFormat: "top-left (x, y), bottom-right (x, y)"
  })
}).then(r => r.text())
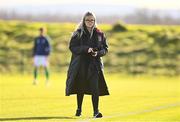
top-left (69, 32), bottom-right (89, 55)
top-left (45, 37), bottom-right (51, 56)
top-left (97, 33), bottom-right (108, 57)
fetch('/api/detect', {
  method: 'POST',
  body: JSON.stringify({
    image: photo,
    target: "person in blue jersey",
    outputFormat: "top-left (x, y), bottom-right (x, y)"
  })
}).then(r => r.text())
top-left (65, 12), bottom-right (109, 118)
top-left (33, 27), bottom-right (51, 85)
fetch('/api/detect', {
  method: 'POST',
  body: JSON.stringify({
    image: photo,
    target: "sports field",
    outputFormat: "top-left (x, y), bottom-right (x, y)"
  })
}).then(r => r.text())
top-left (0, 73), bottom-right (179, 122)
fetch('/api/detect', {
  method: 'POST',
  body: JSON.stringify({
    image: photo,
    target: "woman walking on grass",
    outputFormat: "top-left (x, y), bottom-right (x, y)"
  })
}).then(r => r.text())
top-left (65, 11), bottom-right (109, 118)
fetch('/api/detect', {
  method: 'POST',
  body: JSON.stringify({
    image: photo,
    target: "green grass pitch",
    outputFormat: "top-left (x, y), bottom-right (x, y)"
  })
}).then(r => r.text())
top-left (0, 73), bottom-right (179, 122)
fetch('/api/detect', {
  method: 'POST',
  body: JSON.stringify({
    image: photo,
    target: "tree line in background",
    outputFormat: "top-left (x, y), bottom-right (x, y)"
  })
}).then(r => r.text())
top-left (0, 20), bottom-right (179, 75)
top-left (0, 9), bottom-right (180, 25)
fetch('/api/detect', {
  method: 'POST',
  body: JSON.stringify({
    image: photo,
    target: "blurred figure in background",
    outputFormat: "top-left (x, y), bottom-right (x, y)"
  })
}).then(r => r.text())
top-left (32, 27), bottom-right (51, 85)
top-left (65, 12), bottom-right (109, 118)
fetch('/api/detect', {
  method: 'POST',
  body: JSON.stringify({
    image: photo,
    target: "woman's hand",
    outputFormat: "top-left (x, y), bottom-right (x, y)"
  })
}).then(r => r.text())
top-left (88, 48), bottom-right (93, 53)
top-left (91, 51), bottom-right (97, 57)
top-left (88, 48), bottom-right (98, 57)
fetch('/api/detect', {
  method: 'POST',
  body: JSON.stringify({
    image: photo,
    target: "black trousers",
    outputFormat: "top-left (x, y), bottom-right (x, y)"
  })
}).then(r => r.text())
top-left (77, 93), bottom-right (99, 114)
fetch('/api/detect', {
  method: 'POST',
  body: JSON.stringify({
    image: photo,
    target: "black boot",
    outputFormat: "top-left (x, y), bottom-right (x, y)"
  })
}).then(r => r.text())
top-left (75, 109), bottom-right (81, 116)
top-left (93, 110), bottom-right (103, 118)
top-left (94, 109), bottom-right (103, 118)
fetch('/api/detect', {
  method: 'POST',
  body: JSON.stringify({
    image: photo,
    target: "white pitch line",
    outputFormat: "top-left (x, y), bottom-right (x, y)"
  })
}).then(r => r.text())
top-left (102, 102), bottom-right (180, 119)
top-left (77, 102), bottom-right (180, 122)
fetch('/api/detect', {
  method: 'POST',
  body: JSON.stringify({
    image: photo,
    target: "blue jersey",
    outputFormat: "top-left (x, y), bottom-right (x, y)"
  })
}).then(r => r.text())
top-left (33, 36), bottom-right (51, 56)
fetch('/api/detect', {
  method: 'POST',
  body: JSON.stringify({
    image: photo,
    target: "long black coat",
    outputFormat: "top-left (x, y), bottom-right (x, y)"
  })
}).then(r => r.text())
top-left (65, 28), bottom-right (109, 96)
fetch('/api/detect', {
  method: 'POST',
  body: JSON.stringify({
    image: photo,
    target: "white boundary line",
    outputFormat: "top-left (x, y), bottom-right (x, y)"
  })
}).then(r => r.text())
top-left (77, 102), bottom-right (180, 122)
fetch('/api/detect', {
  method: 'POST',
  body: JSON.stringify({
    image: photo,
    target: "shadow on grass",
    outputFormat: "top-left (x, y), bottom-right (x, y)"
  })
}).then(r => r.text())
top-left (0, 116), bottom-right (76, 121)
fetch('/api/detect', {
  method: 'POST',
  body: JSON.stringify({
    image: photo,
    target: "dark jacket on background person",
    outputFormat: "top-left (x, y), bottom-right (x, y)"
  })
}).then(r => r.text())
top-left (66, 28), bottom-right (109, 96)
top-left (33, 36), bottom-right (51, 56)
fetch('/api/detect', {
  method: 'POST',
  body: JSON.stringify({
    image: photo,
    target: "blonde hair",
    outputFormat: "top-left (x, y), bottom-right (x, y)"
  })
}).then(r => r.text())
top-left (76, 12), bottom-right (97, 38)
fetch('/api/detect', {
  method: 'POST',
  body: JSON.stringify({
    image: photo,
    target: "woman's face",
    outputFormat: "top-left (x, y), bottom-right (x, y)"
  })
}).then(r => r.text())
top-left (84, 15), bottom-right (95, 29)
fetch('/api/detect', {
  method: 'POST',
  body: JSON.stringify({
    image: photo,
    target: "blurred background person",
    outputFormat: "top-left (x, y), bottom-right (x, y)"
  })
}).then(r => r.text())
top-left (32, 27), bottom-right (51, 85)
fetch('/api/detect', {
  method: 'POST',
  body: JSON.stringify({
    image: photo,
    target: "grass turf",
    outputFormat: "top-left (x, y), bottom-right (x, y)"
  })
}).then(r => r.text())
top-left (0, 73), bottom-right (179, 122)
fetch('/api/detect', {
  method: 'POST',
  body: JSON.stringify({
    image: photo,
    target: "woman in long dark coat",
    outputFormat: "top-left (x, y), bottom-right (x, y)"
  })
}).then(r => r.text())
top-left (65, 12), bottom-right (109, 118)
